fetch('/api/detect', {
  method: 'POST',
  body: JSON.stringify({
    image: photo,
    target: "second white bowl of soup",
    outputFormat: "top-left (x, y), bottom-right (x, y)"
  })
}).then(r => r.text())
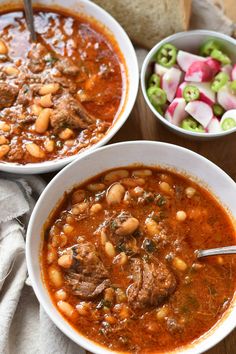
top-left (0, 0), bottom-right (138, 173)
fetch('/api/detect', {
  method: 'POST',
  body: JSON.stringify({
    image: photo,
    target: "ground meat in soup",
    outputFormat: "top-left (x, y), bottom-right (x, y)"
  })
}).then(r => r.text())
top-left (42, 167), bottom-right (236, 353)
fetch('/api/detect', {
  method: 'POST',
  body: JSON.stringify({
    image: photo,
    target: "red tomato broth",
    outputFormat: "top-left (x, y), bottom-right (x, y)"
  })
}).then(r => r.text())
top-left (41, 167), bottom-right (236, 353)
top-left (0, 7), bottom-right (125, 163)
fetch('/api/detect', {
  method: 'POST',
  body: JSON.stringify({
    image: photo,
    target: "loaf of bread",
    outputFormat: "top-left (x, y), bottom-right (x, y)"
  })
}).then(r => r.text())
top-left (214, 0), bottom-right (236, 22)
top-left (93, 0), bottom-right (192, 48)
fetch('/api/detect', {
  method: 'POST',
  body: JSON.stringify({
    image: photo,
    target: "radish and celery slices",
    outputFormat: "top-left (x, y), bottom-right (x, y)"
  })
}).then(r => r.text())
top-left (147, 40), bottom-right (236, 133)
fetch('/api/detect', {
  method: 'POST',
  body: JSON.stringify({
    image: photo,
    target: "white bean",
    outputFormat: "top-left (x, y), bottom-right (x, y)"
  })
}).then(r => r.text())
top-left (159, 181), bottom-right (173, 195)
top-left (4, 66), bottom-right (19, 76)
top-left (173, 257), bottom-right (187, 271)
top-left (47, 249), bottom-right (57, 264)
top-left (35, 108), bottom-right (52, 133)
top-left (57, 300), bottom-right (74, 317)
top-left (31, 104), bottom-right (42, 116)
top-left (44, 139), bottom-right (55, 152)
top-left (106, 183), bottom-right (125, 205)
top-left (0, 144), bottom-right (10, 158)
top-left (39, 83), bottom-right (60, 95)
top-left (145, 218), bottom-right (159, 236)
top-left (63, 224), bottom-right (74, 235)
top-left (55, 289), bottom-right (68, 301)
top-left (58, 254), bottom-right (73, 269)
top-left (0, 40), bottom-right (8, 54)
top-left (26, 143), bottom-right (45, 158)
top-left (90, 203), bottom-right (102, 214)
top-left (59, 128), bottom-right (74, 140)
top-left (185, 187), bottom-right (196, 198)
top-left (105, 241), bottom-right (116, 257)
top-left (0, 136), bottom-right (9, 145)
top-left (176, 210), bottom-right (187, 221)
top-left (39, 93), bottom-right (53, 108)
top-left (132, 169), bottom-right (152, 177)
top-left (121, 177), bottom-right (145, 187)
top-left (76, 302), bottom-right (91, 316)
top-left (48, 266), bottom-right (63, 287)
top-left (71, 202), bottom-right (88, 215)
top-left (116, 217), bottom-right (139, 236)
top-left (87, 183), bottom-right (105, 192)
top-left (71, 189), bottom-right (86, 204)
top-left (104, 169), bottom-right (129, 184)
top-left (0, 121), bottom-right (10, 132)
top-left (156, 306), bottom-right (169, 320)
top-left (100, 230), bottom-right (107, 245)
top-left (113, 252), bottom-right (128, 266)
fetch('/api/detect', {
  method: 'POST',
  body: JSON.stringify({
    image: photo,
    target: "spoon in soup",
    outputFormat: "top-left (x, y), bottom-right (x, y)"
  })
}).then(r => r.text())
top-left (195, 245), bottom-right (236, 259)
top-left (23, 0), bottom-right (37, 41)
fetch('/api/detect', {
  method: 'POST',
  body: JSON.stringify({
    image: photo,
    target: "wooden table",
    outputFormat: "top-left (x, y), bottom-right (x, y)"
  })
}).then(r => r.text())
top-left (109, 88), bottom-right (236, 354)
top-left (46, 88), bottom-right (236, 354)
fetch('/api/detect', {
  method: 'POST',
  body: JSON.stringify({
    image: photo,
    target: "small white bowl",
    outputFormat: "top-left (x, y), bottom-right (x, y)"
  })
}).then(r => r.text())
top-left (141, 30), bottom-right (236, 140)
top-left (26, 141), bottom-right (236, 354)
top-left (0, 0), bottom-right (139, 174)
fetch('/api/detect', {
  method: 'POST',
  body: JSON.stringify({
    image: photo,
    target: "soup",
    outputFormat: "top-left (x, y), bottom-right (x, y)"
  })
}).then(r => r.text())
top-left (0, 8), bottom-right (124, 164)
top-left (42, 167), bottom-right (236, 353)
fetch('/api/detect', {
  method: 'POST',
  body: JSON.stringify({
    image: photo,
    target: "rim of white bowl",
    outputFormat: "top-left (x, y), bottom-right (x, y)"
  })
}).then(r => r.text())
top-left (141, 30), bottom-right (236, 139)
top-left (0, 0), bottom-right (139, 174)
top-left (26, 140), bottom-right (236, 354)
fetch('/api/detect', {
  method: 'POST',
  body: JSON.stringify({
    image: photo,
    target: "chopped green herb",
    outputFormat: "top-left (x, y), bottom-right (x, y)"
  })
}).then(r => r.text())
top-left (44, 53), bottom-right (58, 64)
top-left (142, 238), bottom-right (156, 253)
top-left (142, 254), bottom-right (150, 262)
top-left (96, 299), bottom-right (111, 309)
top-left (157, 196), bottom-right (166, 207)
top-left (23, 85), bottom-right (29, 94)
top-left (116, 242), bottom-right (126, 253)
top-left (110, 220), bottom-right (118, 231)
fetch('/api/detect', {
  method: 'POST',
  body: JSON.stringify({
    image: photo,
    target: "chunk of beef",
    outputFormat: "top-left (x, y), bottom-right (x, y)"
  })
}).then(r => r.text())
top-left (7, 144), bottom-right (24, 161)
top-left (56, 58), bottom-right (80, 76)
top-left (127, 259), bottom-right (176, 309)
top-left (65, 238), bottom-right (110, 299)
top-left (17, 86), bottom-right (33, 106)
top-left (0, 83), bottom-right (18, 109)
top-left (28, 43), bottom-right (47, 73)
top-left (50, 94), bottom-right (96, 131)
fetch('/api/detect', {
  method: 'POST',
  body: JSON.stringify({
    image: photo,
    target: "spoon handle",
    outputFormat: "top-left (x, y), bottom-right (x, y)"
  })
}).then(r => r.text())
top-left (196, 246), bottom-right (236, 258)
top-left (23, 0), bottom-right (37, 41)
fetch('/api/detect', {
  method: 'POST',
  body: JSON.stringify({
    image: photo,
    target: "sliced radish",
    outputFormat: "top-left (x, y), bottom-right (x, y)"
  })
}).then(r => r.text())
top-left (185, 101), bottom-right (213, 127)
top-left (185, 61), bottom-right (214, 82)
top-left (217, 85), bottom-right (236, 110)
top-left (165, 98), bottom-right (188, 125)
top-left (207, 117), bottom-right (221, 133)
top-left (205, 58), bottom-right (221, 76)
top-left (176, 81), bottom-right (215, 105)
top-left (176, 82), bottom-right (188, 98)
top-left (220, 109), bottom-right (236, 131)
top-left (232, 64), bottom-right (236, 81)
top-left (162, 67), bottom-right (182, 102)
top-left (177, 50), bottom-right (205, 72)
top-left (221, 64), bottom-right (233, 78)
top-left (154, 63), bottom-right (170, 77)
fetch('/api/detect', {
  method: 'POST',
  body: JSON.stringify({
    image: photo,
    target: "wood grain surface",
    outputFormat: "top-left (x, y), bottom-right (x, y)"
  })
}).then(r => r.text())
top-left (45, 88), bottom-right (236, 353)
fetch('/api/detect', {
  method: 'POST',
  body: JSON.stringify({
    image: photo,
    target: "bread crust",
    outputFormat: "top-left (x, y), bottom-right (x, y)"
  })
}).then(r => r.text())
top-left (93, 0), bottom-right (192, 48)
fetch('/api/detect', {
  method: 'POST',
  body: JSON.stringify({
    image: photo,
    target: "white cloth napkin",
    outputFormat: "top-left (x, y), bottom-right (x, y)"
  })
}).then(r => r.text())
top-left (0, 174), bottom-right (85, 354)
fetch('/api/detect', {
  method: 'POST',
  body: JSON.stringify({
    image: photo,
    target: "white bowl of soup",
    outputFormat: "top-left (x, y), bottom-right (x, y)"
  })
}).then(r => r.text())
top-left (0, 0), bottom-right (138, 173)
top-left (26, 141), bottom-right (236, 354)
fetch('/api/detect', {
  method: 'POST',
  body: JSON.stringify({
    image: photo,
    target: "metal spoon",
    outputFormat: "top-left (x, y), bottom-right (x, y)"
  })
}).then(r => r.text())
top-left (195, 246), bottom-right (236, 259)
top-left (23, 0), bottom-right (37, 41)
